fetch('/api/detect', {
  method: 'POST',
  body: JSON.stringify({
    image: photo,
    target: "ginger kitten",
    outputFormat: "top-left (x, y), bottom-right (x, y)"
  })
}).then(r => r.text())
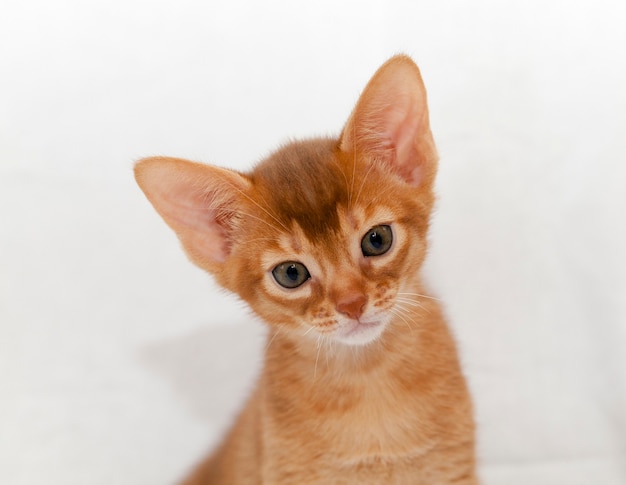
top-left (135, 55), bottom-right (477, 484)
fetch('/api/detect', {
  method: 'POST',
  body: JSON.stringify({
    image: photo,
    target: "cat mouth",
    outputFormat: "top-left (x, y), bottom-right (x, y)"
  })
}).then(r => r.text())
top-left (334, 318), bottom-right (387, 346)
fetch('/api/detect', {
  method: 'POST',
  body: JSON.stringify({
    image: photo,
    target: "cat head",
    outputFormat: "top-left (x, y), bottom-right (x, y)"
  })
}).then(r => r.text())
top-left (135, 55), bottom-right (437, 346)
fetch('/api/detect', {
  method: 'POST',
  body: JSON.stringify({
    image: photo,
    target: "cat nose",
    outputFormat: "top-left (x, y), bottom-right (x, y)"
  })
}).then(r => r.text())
top-left (336, 293), bottom-right (367, 320)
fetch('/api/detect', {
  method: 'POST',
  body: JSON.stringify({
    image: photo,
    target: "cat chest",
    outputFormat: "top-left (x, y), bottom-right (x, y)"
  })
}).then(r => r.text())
top-left (264, 375), bottom-right (439, 463)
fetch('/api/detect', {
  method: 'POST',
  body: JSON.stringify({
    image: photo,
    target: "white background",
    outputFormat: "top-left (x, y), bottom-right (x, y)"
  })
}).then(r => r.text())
top-left (1, 1), bottom-right (625, 484)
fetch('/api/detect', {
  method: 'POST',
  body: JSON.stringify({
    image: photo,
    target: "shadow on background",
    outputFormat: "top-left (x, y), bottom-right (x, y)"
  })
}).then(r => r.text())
top-left (139, 320), bottom-right (265, 426)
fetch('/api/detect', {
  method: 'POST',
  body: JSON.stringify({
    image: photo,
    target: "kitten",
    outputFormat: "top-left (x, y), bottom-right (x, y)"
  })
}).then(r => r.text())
top-left (135, 55), bottom-right (477, 484)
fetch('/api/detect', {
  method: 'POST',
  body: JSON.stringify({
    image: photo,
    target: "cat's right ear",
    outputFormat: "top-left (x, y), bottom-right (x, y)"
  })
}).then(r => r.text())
top-left (134, 157), bottom-right (250, 272)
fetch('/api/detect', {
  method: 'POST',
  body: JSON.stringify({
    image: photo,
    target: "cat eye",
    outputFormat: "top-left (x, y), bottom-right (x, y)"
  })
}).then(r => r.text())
top-left (361, 225), bottom-right (393, 257)
top-left (272, 261), bottom-right (311, 289)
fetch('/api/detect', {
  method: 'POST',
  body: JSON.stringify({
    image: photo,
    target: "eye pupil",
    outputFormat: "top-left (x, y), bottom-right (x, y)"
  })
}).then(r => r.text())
top-left (286, 264), bottom-right (299, 281)
top-left (369, 232), bottom-right (383, 249)
top-left (361, 225), bottom-right (393, 257)
top-left (272, 261), bottom-right (310, 289)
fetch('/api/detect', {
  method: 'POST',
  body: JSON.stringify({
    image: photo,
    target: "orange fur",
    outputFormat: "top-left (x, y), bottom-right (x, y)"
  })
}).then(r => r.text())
top-left (135, 55), bottom-right (478, 484)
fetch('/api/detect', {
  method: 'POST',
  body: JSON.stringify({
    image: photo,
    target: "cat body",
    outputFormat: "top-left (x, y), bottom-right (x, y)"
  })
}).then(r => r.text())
top-left (135, 56), bottom-right (477, 484)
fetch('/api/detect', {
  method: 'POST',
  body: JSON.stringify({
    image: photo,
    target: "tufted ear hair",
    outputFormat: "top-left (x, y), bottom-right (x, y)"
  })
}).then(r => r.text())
top-left (134, 156), bottom-right (250, 272)
top-left (339, 55), bottom-right (438, 188)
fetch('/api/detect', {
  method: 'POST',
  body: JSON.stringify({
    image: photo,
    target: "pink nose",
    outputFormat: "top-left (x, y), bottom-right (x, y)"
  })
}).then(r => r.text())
top-left (336, 293), bottom-right (367, 320)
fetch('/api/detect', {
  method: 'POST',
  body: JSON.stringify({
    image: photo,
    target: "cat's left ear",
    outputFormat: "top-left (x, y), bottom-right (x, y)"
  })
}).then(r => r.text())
top-left (339, 55), bottom-right (437, 187)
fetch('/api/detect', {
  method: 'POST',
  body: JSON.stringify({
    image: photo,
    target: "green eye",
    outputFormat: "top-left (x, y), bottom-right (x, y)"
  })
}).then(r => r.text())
top-left (361, 225), bottom-right (393, 257)
top-left (272, 261), bottom-right (310, 289)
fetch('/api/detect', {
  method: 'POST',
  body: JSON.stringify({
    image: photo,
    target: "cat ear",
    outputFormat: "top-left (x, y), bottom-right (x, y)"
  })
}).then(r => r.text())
top-left (134, 157), bottom-right (250, 271)
top-left (339, 55), bottom-right (437, 187)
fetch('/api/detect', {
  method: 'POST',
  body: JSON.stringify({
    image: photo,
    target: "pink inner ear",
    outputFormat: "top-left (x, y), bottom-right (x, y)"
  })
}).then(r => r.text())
top-left (184, 218), bottom-right (231, 264)
top-left (159, 187), bottom-right (232, 263)
top-left (339, 56), bottom-right (435, 188)
top-left (381, 102), bottom-right (424, 187)
top-left (135, 157), bottom-right (249, 266)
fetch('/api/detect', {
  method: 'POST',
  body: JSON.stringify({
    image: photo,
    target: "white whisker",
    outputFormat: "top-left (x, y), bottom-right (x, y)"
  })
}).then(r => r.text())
top-left (367, 183), bottom-right (399, 208)
top-left (314, 335), bottom-right (323, 379)
top-left (396, 298), bottom-right (432, 316)
top-left (349, 120), bottom-right (357, 209)
top-left (265, 327), bottom-right (282, 352)
top-left (218, 207), bottom-right (283, 233)
top-left (326, 337), bottom-right (335, 370)
top-left (392, 304), bottom-right (413, 317)
top-left (395, 299), bottom-right (429, 315)
top-left (389, 308), bottom-right (414, 333)
top-left (222, 179), bottom-right (290, 233)
top-left (328, 156), bottom-right (351, 205)
top-left (397, 292), bottom-right (442, 301)
top-left (353, 159), bottom-right (377, 208)
top-left (395, 297), bottom-right (426, 308)
top-left (239, 236), bottom-right (280, 247)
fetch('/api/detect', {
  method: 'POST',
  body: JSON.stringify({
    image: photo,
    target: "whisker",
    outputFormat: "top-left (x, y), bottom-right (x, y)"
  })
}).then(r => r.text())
top-left (325, 335), bottom-right (331, 369)
top-left (389, 308), bottom-right (414, 333)
top-left (391, 298), bottom-right (413, 315)
top-left (397, 292), bottom-right (442, 301)
top-left (221, 179), bottom-right (290, 233)
top-left (327, 156), bottom-right (351, 205)
top-left (349, 120), bottom-right (357, 209)
top-left (392, 304), bottom-right (413, 317)
top-left (353, 159), bottom-right (376, 209)
top-left (302, 325), bottom-right (316, 337)
top-left (265, 327), bottom-right (282, 352)
top-left (251, 191), bottom-right (291, 233)
top-left (395, 298), bottom-right (430, 315)
top-left (366, 182), bottom-right (398, 206)
top-left (199, 171), bottom-right (289, 235)
top-left (395, 297), bottom-right (426, 308)
top-left (238, 236), bottom-right (280, 246)
top-left (396, 299), bottom-right (432, 316)
top-left (214, 207), bottom-right (283, 233)
top-left (314, 335), bottom-right (323, 379)
top-left (328, 334), bottom-right (338, 369)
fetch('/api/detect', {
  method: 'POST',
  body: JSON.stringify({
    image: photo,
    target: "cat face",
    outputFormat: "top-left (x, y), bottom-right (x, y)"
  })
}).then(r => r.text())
top-left (221, 140), bottom-right (432, 346)
top-left (135, 55), bottom-right (438, 347)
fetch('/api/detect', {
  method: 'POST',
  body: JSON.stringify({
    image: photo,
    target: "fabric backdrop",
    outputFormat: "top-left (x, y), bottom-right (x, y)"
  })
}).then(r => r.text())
top-left (1, 1), bottom-right (624, 484)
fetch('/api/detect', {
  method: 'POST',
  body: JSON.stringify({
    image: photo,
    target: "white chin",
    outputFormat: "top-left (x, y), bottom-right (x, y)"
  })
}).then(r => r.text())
top-left (334, 320), bottom-right (387, 346)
